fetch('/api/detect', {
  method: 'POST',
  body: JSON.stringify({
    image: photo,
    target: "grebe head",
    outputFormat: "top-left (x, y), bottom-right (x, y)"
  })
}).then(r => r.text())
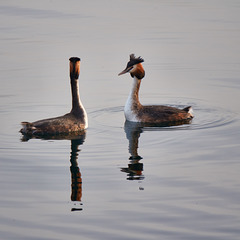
top-left (118, 54), bottom-right (145, 79)
top-left (69, 57), bottom-right (81, 79)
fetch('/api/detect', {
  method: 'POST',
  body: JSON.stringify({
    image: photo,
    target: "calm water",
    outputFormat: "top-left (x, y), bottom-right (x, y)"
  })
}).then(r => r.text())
top-left (1, 0), bottom-right (240, 239)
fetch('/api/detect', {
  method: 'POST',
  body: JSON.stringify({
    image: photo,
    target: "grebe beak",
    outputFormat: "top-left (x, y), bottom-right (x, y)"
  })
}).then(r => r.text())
top-left (118, 66), bottom-right (133, 76)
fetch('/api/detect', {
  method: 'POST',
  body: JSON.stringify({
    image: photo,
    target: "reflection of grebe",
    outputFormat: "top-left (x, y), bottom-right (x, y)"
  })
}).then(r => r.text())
top-left (21, 130), bottom-right (86, 211)
top-left (20, 57), bottom-right (88, 136)
top-left (70, 135), bottom-right (86, 211)
top-left (118, 54), bottom-right (194, 125)
top-left (121, 121), bottom-right (144, 181)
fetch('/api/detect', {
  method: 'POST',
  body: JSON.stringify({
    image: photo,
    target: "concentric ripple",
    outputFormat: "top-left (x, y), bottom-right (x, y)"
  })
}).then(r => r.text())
top-left (89, 100), bottom-right (238, 131)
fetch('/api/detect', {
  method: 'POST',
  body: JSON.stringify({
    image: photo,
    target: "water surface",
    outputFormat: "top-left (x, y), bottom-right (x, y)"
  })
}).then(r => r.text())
top-left (0, 1), bottom-right (240, 239)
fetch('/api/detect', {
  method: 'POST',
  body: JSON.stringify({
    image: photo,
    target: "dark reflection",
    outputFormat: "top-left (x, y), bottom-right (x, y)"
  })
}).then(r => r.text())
top-left (122, 119), bottom-right (192, 182)
top-left (69, 136), bottom-right (85, 212)
top-left (121, 121), bottom-right (145, 181)
top-left (20, 131), bottom-right (86, 211)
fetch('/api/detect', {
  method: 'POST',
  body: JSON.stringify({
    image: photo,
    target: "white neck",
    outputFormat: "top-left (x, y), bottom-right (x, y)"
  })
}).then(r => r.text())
top-left (79, 96), bottom-right (88, 129)
top-left (71, 79), bottom-right (88, 129)
top-left (124, 76), bottom-right (141, 122)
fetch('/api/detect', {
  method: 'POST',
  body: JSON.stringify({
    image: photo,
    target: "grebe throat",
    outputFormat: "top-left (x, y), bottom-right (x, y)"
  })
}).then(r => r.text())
top-left (70, 79), bottom-right (88, 128)
top-left (124, 76), bottom-right (141, 122)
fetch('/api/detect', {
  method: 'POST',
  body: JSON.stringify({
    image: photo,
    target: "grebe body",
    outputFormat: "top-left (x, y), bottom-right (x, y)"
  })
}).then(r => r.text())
top-left (119, 54), bottom-right (193, 125)
top-left (20, 57), bottom-right (88, 136)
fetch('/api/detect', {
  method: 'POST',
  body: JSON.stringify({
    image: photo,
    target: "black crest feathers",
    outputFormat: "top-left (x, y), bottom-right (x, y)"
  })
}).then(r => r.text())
top-left (127, 54), bottom-right (144, 68)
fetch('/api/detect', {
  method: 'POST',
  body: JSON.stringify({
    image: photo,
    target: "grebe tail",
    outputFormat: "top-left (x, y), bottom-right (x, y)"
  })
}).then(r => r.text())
top-left (20, 57), bottom-right (88, 136)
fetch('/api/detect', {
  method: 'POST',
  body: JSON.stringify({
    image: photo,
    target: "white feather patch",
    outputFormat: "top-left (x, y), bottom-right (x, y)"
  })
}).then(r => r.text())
top-left (124, 97), bottom-right (139, 122)
top-left (188, 107), bottom-right (194, 117)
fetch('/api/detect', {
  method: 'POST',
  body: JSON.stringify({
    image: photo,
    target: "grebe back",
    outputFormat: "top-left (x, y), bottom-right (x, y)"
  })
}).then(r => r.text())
top-left (118, 54), bottom-right (193, 125)
top-left (20, 57), bottom-right (88, 136)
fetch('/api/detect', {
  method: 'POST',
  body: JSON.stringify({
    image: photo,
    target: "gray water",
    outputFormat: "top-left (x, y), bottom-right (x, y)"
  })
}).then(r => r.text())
top-left (1, 0), bottom-right (240, 239)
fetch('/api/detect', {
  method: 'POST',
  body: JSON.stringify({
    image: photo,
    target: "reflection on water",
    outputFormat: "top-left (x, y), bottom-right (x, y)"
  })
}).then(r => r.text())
top-left (1, 0), bottom-right (240, 239)
top-left (124, 121), bottom-right (143, 160)
top-left (69, 136), bottom-right (85, 212)
top-left (21, 131), bottom-right (86, 212)
top-left (122, 119), bottom-right (192, 182)
top-left (121, 121), bottom-right (144, 184)
top-left (121, 121), bottom-right (144, 181)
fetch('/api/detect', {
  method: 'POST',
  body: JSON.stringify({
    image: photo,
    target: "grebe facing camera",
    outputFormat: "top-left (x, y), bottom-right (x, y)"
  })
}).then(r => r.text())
top-left (118, 54), bottom-right (193, 125)
top-left (20, 57), bottom-right (88, 136)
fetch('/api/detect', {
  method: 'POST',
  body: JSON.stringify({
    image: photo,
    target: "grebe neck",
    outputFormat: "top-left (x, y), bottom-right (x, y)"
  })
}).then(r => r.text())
top-left (70, 78), bottom-right (88, 127)
top-left (128, 76), bottom-right (141, 106)
top-left (124, 76), bottom-right (142, 122)
top-left (71, 78), bottom-right (81, 111)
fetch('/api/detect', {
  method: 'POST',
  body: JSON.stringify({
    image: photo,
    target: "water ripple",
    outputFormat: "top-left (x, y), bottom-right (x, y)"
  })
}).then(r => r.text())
top-left (89, 100), bottom-right (238, 131)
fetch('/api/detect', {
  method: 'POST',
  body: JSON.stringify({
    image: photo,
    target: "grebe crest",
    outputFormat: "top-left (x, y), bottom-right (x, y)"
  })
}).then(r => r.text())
top-left (118, 54), bottom-right (194, 125)
top-left (20, 57), bottom-right (88, 137)
top-left (119, 54), bottom-right (145, 79)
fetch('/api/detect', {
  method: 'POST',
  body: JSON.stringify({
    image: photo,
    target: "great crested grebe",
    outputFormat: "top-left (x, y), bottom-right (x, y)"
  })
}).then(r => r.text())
top-left (20, 57), bottom-right (88, 136)
top-left (118, 54), bottom-right (193, 125)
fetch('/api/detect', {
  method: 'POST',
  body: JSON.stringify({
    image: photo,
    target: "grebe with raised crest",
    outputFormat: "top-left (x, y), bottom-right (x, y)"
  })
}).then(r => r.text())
top-left (20, 57), bottom-right (88, 136)
top-left (118, 54), bottom-right (193, 125)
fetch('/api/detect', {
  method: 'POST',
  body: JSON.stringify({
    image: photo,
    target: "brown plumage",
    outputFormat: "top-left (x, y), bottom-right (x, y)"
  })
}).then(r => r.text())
top-left (118, 54), bottom-right (193, 125)
top-left (20, 57), bottom-right (88, 137)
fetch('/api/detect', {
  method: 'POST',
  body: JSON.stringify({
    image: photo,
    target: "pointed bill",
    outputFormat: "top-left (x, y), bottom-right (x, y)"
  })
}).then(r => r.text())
top-left (118, 66), bottom-right (133, 76)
